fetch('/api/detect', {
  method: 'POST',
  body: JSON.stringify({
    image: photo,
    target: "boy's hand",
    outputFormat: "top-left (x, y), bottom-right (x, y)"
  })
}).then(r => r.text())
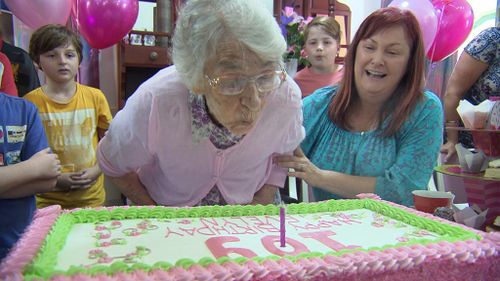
top-left (29, 148), bottom-right (61, 179)
top-left (57, 165), bottom-right (101, 190)
top-left (78, 165), bottom-right (101, 182)
top-left (56, 172), bottom-right (91, 190)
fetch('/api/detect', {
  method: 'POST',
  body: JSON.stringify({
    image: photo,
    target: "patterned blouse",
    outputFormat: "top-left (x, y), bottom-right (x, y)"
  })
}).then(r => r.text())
top-left (463, 27), bottom-right (499, 104)
top-left (189, 93), bottom-right (243, 206)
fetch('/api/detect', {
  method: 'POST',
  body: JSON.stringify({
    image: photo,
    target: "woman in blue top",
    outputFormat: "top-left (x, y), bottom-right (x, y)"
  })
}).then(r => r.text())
top-left (276, 7), bottom-right (443, 206)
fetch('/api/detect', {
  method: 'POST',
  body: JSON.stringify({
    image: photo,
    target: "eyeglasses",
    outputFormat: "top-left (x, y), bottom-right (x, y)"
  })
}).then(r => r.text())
top-left (205, 68), bottom-right (286, 96)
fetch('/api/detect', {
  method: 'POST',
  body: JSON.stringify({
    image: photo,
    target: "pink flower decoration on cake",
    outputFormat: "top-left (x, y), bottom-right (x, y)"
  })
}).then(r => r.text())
top-left (397, 237), bottom-right (410, 243)
top-left (97, 257), bottom-right (113, 264)
top-left (95, 225), bottom-right (107, 231)
top-left (99, 241), bottom-right (112, 247)
top-left (96, 232), bottom-right (111, 240)
top-left (89, 249), bottom-right (103, 255)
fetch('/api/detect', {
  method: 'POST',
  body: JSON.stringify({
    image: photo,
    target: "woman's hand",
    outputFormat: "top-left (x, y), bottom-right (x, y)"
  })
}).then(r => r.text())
top-left (440, 141), bottom-right (457, 163)
top-left (274, 148), bottom-right (325, 187)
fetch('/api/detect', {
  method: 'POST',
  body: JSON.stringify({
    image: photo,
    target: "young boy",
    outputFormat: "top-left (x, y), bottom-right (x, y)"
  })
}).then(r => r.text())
top-left (25, 24), bottom-right (112, 209)
top-left (0, 93), bottom-right (60, 262)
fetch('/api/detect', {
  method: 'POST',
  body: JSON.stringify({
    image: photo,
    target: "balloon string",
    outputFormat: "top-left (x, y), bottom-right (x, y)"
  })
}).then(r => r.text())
top-left (425, 2), bottom-right (447, 86)
top-left (427, 2), bottom-right (446, 64)
top-left (74, 0), bottom-right (81, 83)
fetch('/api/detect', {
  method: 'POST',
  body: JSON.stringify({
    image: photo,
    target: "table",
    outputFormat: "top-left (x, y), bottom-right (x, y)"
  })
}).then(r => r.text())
top-left (434, 164), bottom-right (499, 225)
top-left (434, 164), bottom-right (500, 182)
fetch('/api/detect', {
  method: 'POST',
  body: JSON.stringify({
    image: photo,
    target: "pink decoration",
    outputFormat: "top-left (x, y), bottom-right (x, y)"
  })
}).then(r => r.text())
top-left (205, 236), bottom-right (258, 259)
top-left (388, 0), bottom-right (438, 54)
top-left (279, 206), bottom-right (286, 247)
top-left (426, 0), bottom-right (474, 62)
top-left (74, 0), bottom-right (139, 49)
top-left (4, 0), bottom-right (72, 30)
top-left (261, 236), bottom-right (308, 256)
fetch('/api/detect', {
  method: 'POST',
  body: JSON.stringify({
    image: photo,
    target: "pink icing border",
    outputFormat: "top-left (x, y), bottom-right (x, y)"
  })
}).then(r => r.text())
top-left (1, 198), bottom-right (499, 281)
top-left (0, 205), bottom-right (62, 281)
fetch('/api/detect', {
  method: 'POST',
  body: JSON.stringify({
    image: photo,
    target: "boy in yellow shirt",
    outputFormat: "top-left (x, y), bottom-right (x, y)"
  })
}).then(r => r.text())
top-left (25, 24), bottom-right (112, 209)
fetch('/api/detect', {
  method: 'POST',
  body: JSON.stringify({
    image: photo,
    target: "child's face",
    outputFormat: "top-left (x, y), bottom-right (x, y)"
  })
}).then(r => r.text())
top-left (38, 43), bottom-right (79, 84)
top-left (304, 26), bottom-right (339, 73)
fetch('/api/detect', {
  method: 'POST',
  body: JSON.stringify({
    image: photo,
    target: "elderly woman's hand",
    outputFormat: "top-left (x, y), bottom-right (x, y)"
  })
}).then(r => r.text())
top-left (275, 148), bottom-right (325, 187)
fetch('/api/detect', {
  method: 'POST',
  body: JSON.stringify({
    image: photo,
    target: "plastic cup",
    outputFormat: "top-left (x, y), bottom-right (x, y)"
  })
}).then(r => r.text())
top-left (412, 190), bottom-right (454, 213)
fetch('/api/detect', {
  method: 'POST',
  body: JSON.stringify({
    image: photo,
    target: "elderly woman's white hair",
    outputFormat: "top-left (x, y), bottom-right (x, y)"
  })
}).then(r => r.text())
top-left (172, 0), bottom-right (287, 91)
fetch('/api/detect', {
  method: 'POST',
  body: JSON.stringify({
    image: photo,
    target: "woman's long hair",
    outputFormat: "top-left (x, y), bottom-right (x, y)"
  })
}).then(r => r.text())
top-left (328, 7), bottom-right (426, 137)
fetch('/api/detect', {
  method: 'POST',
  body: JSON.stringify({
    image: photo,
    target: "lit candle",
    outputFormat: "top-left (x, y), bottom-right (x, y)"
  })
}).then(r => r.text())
top-left (280, 204), bottom-right (286, 247)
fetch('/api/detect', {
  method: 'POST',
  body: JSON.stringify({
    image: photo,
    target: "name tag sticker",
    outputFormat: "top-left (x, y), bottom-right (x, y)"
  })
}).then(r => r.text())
top-left (5, 150), bottom-right (21, 165)
top-left (6, 125), bottom-right (26, 143)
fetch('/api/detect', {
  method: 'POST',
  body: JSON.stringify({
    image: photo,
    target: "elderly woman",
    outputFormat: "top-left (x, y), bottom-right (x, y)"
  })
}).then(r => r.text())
top-left (97, 0), bottom-right (304, 206)
top-left (276, 7), bottom-right (443, 206)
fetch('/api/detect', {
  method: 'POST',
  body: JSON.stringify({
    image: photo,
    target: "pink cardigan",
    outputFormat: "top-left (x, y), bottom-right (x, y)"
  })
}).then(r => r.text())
top-left (97, 66), bottom-right (305, 206)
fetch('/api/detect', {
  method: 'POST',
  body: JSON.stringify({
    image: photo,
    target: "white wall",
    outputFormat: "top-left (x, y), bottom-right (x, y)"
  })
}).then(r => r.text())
top-left (339, 0), bottom-right (380, 38)
top-left (134, 2), bottom-right (156, 31)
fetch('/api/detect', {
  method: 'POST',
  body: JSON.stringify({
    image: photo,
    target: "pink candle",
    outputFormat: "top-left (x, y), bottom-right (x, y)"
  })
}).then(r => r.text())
top-left (280, 206), bottom-right (286, 247)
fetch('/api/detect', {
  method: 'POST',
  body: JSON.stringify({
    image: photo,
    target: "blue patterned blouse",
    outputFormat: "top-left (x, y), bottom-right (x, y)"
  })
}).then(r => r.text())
top-left (301, 87), bottom-right (443, 206)
top-left (464, 27), bottom-right (500, 104)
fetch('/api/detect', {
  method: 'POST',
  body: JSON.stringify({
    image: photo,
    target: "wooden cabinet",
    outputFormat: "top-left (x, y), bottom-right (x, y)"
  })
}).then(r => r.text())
top-left (117, 31), bottom-right (172, 109)
top-left (117, 0), bottom-right (182, 109)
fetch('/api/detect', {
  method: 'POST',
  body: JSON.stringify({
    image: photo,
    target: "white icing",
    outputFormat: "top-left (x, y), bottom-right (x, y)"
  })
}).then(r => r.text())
top-left (55, 209), bottom-right (442, 270)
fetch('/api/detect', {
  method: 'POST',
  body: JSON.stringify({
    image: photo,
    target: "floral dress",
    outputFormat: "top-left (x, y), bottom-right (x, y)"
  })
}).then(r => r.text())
top-left (189, 93), bottom-right (243, 206)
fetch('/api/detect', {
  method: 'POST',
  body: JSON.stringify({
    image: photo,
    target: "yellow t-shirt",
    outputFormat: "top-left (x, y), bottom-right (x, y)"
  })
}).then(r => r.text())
top-left (25, 83), bottom-right (112, 209)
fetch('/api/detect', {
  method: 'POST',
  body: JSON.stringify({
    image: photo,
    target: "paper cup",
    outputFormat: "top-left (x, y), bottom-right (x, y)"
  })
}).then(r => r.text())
top-left (412, 190), bottom-right (454, 213)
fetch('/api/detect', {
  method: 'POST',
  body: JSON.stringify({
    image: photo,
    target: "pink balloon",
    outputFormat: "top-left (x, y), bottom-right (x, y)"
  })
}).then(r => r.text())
top-left (389, 0), bottom-right (438, 54)
top-left (75, 0), bottom-right (139, 49)
top-left (4, 0), bottom-right (72, 30)
top-left (427, 0), bottom-right (474, 62)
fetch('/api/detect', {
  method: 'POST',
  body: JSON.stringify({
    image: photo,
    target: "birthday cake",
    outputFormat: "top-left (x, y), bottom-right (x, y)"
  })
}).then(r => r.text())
top-left (1, 198), bottom-right (499, 281)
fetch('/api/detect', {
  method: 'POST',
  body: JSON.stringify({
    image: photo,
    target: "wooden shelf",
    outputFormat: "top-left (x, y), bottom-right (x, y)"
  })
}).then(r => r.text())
top-left (117, 30), bottom-right (173, 109)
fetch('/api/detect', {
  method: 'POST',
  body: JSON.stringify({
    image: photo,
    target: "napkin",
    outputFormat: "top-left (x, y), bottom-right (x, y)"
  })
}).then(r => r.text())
top-left (455, 143), bottom-right (489, 173)
top-left (457, 99), bottom-right (495, 129)
top-left (453, 205), bottom-right (488, 229)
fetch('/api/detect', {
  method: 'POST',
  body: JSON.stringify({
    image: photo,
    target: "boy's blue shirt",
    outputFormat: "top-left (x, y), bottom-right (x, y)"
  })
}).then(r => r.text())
top-left (0, 93), bottom-right (48, 262)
